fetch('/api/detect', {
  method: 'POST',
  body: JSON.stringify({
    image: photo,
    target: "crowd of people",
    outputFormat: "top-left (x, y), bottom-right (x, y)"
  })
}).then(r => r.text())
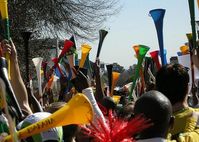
top-left (0, 37), bottom-right (199, 142)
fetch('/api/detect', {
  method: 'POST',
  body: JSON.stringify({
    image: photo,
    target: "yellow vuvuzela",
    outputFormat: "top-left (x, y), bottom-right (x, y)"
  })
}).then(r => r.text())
top-left (110, 71), bottom-right (120, 97)
top-left (180, 45), bottom-right (189, 55)
top-left (3, 93), bottom-right (94, 142)
top-left (79, 44), bottom-right (92, 68)
top-left (198, 0), bottom-right (199, 9)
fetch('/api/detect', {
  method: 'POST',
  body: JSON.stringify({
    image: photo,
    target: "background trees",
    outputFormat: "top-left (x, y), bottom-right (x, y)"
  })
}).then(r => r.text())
top-left (6, 0), bottom-right (120, 80)
top-left (9, 0), bottom-right (120, 40)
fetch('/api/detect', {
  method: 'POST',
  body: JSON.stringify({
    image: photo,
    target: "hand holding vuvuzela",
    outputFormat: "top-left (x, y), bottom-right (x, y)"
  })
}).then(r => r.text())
top-left (0, 0), bottom-right (10, 79)
top-left (188, 0), bottom-right (197, 50)
top-left (0, 57), bottom-right (24, 121)
top-left (3, 93), bottom-right (93, 142)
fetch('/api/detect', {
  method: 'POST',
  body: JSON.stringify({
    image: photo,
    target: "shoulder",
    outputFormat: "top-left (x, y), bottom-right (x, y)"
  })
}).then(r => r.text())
top-left (174, 107), bottom-right (199, 120)
top-left (170, 107), bottom-right (198, 135)
top-left (187, 107), bottom-right (199, 127)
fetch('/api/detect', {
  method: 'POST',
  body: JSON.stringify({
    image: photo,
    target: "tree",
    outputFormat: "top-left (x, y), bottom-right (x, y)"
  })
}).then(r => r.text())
top-left (8, 0), bottom-right (120, 40)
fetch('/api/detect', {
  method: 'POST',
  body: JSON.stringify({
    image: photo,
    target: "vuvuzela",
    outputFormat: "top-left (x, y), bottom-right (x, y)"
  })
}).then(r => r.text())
top-left (51, 40), bottom-right (74, 75)
top-left (21, 31), bottom-right (32, 83)
top-left (188, 0), bottom-right (197, 50)
top-left (106, 64), bottom-right (113, 96)
top-left (110, 71), bottom-right (120, 97)
top-left (180, 45), bottom-right (189, 55)
top-left (3, 93), bottom-right (94, 142)
top-left (129, 45), bottom-right (150, 100)
top-left (32, 57), bottom-right (43, 99)
top-left (186, 33), bottom-right (195, 87)
top-left (149, 9), bottom-right (166, 65)
top-left (197, 0), bottom-right (199, 9)
top-left (67, 54), bottom-right (75, 79)
top-left (79, 44), bottom-right (92, 68)
top-left (0, 0), bottom-right (10, 79)
top-left (133, 45), bottom-right (146, 95)
top-left (96, 29), bottom-right (108, 60)
top-left (150, 50), bottom-right (161, 70)
top-left (133, 45), bottom-right (140, 58)
top-left (0, 57), bottom-right (23, 121)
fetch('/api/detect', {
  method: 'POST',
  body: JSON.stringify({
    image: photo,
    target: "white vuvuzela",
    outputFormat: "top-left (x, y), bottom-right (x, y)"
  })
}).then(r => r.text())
top-left (32, 57), bottom-right (43, 98)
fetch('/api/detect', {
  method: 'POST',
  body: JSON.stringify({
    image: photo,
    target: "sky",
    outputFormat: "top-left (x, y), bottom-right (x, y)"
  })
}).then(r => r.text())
top-left (85, 0), bottom-right (199, 69)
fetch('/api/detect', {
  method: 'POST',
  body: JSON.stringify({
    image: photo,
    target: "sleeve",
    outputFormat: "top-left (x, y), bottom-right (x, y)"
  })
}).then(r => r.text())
top-left (82, 87), bottom-right (106, 123)
top-left (177, 129), bottom-right (199, 142)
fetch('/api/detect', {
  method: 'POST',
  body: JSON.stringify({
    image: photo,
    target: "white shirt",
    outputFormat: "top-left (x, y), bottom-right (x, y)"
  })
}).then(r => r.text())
top-left (136, 137), bottom-right (167, 142)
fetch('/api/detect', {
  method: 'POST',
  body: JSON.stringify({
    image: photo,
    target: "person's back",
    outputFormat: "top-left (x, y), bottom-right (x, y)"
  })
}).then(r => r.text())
top-left (155, 63), bottom-right (199, 141)
top-left (134, 90), bottom-right (174, 142)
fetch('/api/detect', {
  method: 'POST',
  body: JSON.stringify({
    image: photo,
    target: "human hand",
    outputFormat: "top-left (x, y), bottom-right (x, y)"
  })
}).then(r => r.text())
top-left (0, 132), bottom-right (8, 142)
top-left (0, 38), bottom-right (17, 61)
top-left (94, 58), bottom-right (100, 74)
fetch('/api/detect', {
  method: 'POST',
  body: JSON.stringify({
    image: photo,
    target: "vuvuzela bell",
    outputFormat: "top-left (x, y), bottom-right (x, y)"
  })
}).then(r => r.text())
top-left (150, 50), bottom-right (161, 70)
top-left (3, 93), bottom-right (94, 142)
top-left (79, 44), bottom-right (92, 68)
top-left (110, 72), bottom-right (120, 97)
top-left (149, 9), bottom-right (166, 65)
top-left (129, 45), bottom-right (150, 100)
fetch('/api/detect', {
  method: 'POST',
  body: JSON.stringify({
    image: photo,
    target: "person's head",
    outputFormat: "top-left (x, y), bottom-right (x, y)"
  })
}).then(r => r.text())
top-left (45, 102), bottom-right (80, 142)
top-left (18, 112), bottom-right (63, 142)
top-left (45, 101), bottom-right (66, 113)
top-left (145, 81), bottom-right (155, 92)
top-left (155, 63), bottom-right (189, 105)
top-left (62, 124), bottom-right (80, 142)
top-left (97, 96), bottom-right (117, 116)
top-left (134, 90), bottom-right (173, 139)
top-left (118, 101), bottom-right (135, 120)
top-left (101, 96), bottom-right (116, 111)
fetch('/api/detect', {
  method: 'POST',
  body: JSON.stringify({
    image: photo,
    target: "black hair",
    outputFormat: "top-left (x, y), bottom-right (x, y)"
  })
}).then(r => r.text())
top-left (155, 63), bottom-right (189, 105)
top-left (46, 102), bottom-right (79, 142)
top-left (101, 96), bottom-right (116, 110)
top-left (117, 101), bottom-right (135, 120)
top-left (62, 124), bottom-right (80, 142)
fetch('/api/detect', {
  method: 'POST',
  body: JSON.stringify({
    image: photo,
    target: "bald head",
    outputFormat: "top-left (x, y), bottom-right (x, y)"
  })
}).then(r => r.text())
top-left (134, 90), bottom-right (172, 139)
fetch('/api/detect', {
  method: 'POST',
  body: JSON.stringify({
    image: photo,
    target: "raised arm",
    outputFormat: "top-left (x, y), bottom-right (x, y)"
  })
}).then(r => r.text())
top-left (1, 39), bottom-right (32, 115)
top-left (93, 59), bottom-right (105, 102)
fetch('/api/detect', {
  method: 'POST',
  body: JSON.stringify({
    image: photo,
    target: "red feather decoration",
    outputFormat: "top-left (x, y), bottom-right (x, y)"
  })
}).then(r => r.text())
top-left (82, 110), bottom-right (152, 142)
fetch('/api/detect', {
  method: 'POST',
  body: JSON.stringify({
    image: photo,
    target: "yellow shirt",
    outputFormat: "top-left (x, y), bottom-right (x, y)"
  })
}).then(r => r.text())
top-left (177, 129), bottom-right (199, 142)
top-left (169, 107), bottom-right (197, 135)
top-left (168, 107), bottom-right (199, 142)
